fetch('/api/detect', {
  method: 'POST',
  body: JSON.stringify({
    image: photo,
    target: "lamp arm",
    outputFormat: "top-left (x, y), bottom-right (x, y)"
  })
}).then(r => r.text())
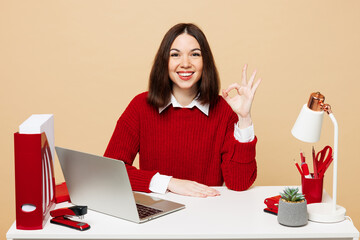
top-left (328, 113), bottom-right (338, 212)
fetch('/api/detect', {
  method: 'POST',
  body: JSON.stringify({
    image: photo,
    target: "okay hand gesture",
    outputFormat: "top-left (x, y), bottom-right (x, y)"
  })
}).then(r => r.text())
top-left (222, 64), bottom-right (261, 128)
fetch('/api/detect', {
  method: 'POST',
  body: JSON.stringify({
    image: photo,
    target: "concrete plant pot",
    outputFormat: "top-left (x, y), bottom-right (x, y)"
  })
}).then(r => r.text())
top-left (277, 199), bottom-right (308, 227)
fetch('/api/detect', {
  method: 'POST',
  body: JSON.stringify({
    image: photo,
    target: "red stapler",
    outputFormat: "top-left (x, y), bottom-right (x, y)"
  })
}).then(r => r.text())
top-left (50, 206), bottom-right (90, 231)
top-left (264, 195), bottom-right (281, 215)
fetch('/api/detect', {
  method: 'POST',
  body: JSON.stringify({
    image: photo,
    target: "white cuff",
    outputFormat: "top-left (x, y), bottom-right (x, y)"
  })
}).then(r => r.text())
top-left (149, 173), bottom-right (172, 194)
top-left (234, 124), bottom-right (255, 143)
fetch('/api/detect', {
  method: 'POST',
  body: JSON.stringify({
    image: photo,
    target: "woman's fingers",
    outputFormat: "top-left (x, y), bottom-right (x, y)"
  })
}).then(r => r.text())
top-left (251, 78), bottom-right (262, 95)
top-left (241, 64), bottom-right (248, 85)
top-left (193, 182), bottom-right (221, 196)
top-left (248, 69), bottom-right (257, 88)
top-left (223, 83), bottom-right (241, 97)
top-left (168, 178), bottom-right (220, 198)
top-left (223, 65), bottom-right (261, 101)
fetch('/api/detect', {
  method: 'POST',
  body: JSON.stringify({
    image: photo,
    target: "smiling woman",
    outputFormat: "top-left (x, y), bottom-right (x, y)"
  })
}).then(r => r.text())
top-left (104, 23), bottom-right (261, 198)
top-left (168, 34), bottom-right (203, 106)
top-left (147, 23), bottom-right (220, 109)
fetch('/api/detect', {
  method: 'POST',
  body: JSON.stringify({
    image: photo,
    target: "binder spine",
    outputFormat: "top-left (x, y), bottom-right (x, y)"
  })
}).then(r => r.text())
top-left (14, 132), bottom-right (55, 230)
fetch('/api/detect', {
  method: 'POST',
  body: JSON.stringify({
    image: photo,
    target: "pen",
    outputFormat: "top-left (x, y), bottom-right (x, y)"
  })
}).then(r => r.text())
top-left (301, 162), bottom-right (311, 178)
top-left (299, 151), bottom-right (312, 178)
top-left (300, 151), bottom-right (305, 164)
top-left (294, 159), bottom-right (303, 176)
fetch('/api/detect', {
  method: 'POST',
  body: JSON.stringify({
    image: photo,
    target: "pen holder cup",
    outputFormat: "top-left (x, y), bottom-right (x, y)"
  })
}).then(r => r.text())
top-left (301, 175), bottom-right (324, 204)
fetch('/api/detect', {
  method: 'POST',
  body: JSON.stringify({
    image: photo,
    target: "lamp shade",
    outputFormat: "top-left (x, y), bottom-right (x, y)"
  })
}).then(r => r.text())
top-left (291, 104), bottom-right (324, 143)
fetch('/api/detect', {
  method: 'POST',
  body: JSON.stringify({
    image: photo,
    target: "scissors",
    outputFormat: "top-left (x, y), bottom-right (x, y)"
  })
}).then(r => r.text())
top-left (314, 145), bottom-right (333, 178)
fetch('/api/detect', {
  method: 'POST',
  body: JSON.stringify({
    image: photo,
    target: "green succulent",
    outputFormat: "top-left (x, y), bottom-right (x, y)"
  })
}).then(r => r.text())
top-left (280, 187), bottom-right (305, 203)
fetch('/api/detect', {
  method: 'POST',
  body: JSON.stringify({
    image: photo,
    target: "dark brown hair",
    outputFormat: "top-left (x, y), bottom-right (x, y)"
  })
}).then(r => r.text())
top-left (147, 23), bottom-right (220, 108)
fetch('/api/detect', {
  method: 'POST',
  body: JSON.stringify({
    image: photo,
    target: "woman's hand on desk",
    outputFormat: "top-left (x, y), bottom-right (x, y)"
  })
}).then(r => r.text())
top-left (167, 178), bottom-right (221, 198)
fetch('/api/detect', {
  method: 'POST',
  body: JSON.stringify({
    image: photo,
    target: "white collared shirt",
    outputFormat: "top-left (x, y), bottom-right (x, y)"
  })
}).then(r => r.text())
top-left (159, 94), bottom-right (209, 115)
top-left (149, 94), bottom-right (255, 194)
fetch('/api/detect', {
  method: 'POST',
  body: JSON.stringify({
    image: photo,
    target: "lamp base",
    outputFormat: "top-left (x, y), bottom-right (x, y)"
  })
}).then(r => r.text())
top-left (307, 203), bottom-right (346, 223)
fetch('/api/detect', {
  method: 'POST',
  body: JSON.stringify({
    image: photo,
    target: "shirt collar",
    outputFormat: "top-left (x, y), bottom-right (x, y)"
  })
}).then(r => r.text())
top-left (159, 94), bottom-right (209, 116)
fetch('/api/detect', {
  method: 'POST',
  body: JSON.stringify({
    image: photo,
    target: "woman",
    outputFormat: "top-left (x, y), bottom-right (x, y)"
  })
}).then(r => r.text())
top-left (104, 23), bottom-right (261, 198)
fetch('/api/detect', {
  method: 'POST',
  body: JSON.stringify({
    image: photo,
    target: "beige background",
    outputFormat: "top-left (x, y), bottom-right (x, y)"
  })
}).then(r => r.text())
top-left (1, 0), bottom-right (360, 237)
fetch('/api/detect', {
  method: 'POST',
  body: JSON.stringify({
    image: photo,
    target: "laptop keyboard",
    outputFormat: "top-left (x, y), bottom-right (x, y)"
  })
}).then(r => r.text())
top-left (136, 204), bottom-right (163, 219)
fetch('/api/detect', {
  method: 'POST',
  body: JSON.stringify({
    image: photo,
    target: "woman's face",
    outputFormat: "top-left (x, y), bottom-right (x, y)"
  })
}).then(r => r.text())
top-left (168, 33), bottom-right (203, 94)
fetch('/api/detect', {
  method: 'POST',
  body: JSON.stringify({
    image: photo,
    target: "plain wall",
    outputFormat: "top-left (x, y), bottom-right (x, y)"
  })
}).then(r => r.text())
top-left (1, 0), bottom-right (360, 237)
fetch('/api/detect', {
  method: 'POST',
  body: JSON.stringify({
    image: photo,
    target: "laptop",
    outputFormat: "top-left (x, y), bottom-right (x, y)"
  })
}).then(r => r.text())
top-left (55, 146), bottom-right (185, 223)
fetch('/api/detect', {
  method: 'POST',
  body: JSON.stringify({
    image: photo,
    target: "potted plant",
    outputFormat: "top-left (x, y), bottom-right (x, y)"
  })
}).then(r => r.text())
top-left (277, 187), bottom-right (308, 227)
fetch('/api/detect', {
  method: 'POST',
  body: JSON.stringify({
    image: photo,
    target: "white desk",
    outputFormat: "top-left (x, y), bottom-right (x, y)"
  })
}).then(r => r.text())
top-left (7, 186), bottom-right (359, 240)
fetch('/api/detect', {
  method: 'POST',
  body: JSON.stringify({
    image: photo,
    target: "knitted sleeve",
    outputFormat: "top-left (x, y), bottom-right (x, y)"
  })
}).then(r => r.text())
top-left (221, 112), bottom-right (257, 191)
top-left (104, 95), bottom-right (157, 193)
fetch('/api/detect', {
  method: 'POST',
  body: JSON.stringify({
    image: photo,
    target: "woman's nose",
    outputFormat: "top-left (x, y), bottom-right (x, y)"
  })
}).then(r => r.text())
top-left (180, 56), bottom-right (191, 68)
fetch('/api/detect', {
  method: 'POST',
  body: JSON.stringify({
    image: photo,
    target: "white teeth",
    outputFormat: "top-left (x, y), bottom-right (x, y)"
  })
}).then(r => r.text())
top-left (178, 72), bottom-right (192, 77)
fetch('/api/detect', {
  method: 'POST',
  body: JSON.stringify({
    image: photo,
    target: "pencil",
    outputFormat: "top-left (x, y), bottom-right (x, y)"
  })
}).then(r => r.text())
top-left (312, 146), bottom-right (318, 178)
top-left (294, 159), bottom-right (304, 176)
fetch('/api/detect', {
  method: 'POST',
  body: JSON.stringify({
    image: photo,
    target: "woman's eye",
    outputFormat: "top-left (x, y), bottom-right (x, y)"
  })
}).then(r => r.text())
top-left (192, 52), bottom-right (201, 57)
top-left (170, 53), bottom-right (179, 57)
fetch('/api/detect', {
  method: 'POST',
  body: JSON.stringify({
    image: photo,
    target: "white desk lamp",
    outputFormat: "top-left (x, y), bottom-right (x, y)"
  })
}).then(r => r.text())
top-left (291, 92), bottom-right (346, 223)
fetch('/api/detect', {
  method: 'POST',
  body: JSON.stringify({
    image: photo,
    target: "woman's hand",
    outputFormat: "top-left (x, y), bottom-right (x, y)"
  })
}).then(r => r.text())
top-left (222, 64), bottom-right (261, 128)
top-left (167, 178), bottom-right (221, 198)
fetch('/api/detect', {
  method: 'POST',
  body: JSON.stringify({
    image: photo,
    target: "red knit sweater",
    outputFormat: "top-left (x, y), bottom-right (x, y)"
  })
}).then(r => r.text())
top-left (104, 92), bottom-right (257, 193)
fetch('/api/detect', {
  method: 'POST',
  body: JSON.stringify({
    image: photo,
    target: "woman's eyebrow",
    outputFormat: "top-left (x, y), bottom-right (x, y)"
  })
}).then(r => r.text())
top-left (170, 48), bottom-right (201, 52)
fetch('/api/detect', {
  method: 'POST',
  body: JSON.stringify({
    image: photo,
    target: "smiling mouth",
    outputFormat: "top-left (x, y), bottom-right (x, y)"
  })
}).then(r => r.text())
top-left (177, 72), bottom-right (194, 80)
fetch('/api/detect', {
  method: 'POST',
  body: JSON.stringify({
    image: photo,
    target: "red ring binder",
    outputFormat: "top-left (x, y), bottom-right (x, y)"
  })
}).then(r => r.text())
top-left (14, 132), bottom-right (56, 230)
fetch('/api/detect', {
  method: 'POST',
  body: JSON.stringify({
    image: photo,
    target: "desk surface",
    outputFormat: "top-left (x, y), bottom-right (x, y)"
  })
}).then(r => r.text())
top-left (7, 186), bottom-right (359, 240)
